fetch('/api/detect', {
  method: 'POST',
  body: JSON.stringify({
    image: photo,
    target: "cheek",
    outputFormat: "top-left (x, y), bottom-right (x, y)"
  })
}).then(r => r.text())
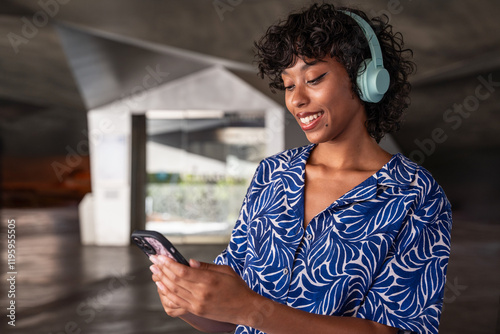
top-left (321, 84), bottom-right (357, 111)
top-left (310, 90), bottom-right (336, 111)
top-left (284, 93), bottom-right (294, 112)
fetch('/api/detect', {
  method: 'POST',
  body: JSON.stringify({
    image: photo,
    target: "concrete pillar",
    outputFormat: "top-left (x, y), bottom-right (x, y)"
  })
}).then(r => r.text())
top-left (86, 109), bottom-right (131, 246)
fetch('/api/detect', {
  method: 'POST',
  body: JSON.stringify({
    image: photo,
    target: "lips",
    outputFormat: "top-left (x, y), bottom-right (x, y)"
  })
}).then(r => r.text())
top-left (296, 111), bottom-right (324, 131)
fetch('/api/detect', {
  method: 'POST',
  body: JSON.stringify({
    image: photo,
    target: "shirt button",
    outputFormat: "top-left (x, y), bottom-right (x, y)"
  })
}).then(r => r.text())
top-left (306, 234), bottom-right (313, 241)
top-left (283, 268), bottom-right (289, 275)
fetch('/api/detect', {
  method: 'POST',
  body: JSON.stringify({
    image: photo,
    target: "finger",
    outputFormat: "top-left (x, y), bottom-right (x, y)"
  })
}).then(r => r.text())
top-left (193, 261), bottom-right (236, 276)
top-left (158, 256), bottom-right (228, 283)
top-left (155, 280), bottom-right (168, 293)
top-left (155, 257), bottom-right (227, 307)
top-left (159, 294), bottom-right (179, 309)
top-left (159, 270), bottom-right (197, 304)
top-left (158, 290), bottom-right (188, 318)
top-left (151, 265), bottom-right (162, 281)
top-left (153, 277), bottom-right (191, 318)
top-left (162, 304), bottom-right (187, 318)
top-left (158, 279), bottom-right (193, 311)
top-left (152, 263), bottom-right (192, 303)
top-left (158, 258), bottom-right (237, 300)
top-left (157, 287), bottom-right (181, 309)
top-left (156, 284), bottom-right (190, 315)
top-left (152, 263), bottom-right (195, 305)
top-left (152, 274), bottom-right (160, 283)
top-left (150, 255), bottom-right (160, 264)
top-left (189, 258), bottom-right (201, 268)
top-left (156, 256), bottom-right (201, 285)
top-left (164, 308), bottom-right (186, 318)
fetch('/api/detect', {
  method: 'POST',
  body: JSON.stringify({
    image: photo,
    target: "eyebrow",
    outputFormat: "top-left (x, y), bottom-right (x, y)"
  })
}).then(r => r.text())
top-left (282, 59), bottom-right (323, 76)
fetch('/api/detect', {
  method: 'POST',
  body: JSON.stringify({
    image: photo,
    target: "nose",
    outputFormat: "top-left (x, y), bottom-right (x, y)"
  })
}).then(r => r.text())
top-left (290, 85), bottom-right (309, 109)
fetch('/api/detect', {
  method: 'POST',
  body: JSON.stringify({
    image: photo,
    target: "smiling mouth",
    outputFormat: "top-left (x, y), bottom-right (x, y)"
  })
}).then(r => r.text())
top-left (299, 111), bottom-right (323, 125)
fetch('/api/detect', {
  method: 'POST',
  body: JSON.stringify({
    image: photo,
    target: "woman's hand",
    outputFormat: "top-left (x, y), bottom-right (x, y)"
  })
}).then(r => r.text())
top-left (149, 255), bottom-right (399, 334)
top-left (150, 262), bottom-right (187, 318)
top-left (150, 255), bottom-right (256, 325)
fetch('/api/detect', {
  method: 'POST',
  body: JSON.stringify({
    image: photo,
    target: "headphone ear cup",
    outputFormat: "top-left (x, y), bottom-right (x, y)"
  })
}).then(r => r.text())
top-left (357, 59), bottom-right (390, 103)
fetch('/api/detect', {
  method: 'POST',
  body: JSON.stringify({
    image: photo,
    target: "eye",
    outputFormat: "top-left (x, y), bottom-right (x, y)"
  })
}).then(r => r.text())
top-left (307, 72), bottom-right (327, 85)
top-left (284, 84), bottom-right (295, 91)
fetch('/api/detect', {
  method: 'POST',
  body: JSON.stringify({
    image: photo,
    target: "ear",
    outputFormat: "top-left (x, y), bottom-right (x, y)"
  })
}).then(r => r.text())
top-left (357, 59), bottom-right (389, 103)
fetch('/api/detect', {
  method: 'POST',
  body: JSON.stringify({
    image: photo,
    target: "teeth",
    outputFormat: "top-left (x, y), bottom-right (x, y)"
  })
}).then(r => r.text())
top-left (300, 112), bottom-right (322, 124)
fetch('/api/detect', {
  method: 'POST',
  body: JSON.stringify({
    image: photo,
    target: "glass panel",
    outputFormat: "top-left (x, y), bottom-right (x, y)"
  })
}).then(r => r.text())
top-left (145, 110), bottom-right (266, 243)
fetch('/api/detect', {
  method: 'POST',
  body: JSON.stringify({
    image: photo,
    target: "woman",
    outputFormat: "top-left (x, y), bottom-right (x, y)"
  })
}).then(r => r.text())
top-left (149, 3), bottom-right (452, 334)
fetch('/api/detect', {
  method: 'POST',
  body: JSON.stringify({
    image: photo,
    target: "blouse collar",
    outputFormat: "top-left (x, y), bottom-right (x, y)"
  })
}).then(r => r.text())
top-left (287, 144), bottom-right (417, 207)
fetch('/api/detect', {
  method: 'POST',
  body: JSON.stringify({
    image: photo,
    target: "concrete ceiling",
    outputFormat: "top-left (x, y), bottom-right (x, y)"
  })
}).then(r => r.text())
top-left (2, 0), bottom-right (499, 108)
top-left (1, 0), bottom-right (499, 221)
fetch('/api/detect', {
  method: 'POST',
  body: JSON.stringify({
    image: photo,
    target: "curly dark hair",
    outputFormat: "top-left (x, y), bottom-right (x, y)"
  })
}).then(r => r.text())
top-left (254, 3), bottom-right (416, 142)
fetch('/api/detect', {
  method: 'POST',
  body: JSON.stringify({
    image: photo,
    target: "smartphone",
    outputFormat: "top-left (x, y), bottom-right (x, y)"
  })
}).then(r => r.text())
top-left (131, 230), bottom-right (190, 266)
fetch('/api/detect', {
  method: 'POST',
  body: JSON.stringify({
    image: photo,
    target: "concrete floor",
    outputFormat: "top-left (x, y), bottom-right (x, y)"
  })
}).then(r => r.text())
top-left (0, 205), bottom-right (499, 334)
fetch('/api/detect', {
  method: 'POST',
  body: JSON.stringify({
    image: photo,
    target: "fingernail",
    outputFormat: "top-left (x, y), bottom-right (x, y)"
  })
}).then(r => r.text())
top-left (150, 265), bottom-right (160, 275)
top-left (190, 259), bottom-right (200, 268)
top-left (150, 255), bottom-right (159, 264)
top-left (155, 281), bottom-right (165, 291)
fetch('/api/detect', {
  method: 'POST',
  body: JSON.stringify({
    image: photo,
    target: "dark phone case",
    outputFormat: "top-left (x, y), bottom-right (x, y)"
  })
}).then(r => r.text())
top-left (131, 230), bottom-right (190, 266)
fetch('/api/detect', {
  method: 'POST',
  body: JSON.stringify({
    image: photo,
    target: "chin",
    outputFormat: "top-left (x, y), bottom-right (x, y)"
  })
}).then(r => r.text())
top-left (305, 134), bottom-right (328, 145)
top-left (307, 132), bottom-right (346, 145)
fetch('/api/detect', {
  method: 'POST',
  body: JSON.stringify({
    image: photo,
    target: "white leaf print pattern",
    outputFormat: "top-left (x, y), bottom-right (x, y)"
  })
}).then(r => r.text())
top-left (215, 145), bottom-right (452, 334)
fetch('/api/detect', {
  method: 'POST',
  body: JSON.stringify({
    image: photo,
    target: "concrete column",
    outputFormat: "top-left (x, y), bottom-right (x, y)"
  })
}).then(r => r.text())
top-left (86, 109), bottom-right (131, 246)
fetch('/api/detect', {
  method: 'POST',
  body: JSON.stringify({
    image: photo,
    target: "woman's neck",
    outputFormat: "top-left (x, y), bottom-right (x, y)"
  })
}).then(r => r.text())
top-left (309, 133), bottom-right (392, 172)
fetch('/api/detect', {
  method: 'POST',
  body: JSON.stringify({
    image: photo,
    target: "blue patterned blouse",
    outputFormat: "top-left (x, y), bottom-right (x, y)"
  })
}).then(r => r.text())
top-left (215, 144), bottom-right (452, 334)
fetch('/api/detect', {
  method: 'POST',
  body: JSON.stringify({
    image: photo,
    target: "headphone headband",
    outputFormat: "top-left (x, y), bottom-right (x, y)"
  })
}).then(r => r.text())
top-left (339, 10), bottom-right (390, 103)
top-left (339, 11), bottom-right (384, 68)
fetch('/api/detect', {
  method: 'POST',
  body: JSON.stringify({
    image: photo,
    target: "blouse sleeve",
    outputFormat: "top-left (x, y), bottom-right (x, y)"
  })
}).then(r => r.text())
top-left (356, 180), bottom-right (452, 334)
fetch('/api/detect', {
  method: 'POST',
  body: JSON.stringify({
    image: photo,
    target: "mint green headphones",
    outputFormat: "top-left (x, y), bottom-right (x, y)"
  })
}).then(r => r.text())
top-left (341, 11), bottom-right (390, 103)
